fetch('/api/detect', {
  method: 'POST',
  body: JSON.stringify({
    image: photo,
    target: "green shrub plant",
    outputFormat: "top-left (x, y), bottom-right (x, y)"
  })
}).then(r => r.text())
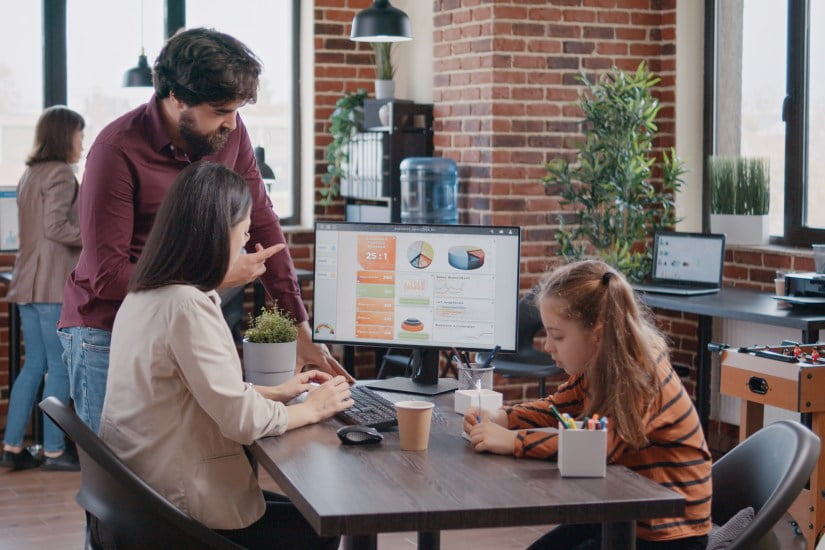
top-left (544, 62), bottom-right (686, 283)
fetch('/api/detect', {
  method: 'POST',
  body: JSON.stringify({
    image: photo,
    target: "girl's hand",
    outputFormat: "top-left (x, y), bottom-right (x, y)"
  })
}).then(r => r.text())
top-left (303, 376), bottom-right (353, 421)
top-left (463, 407), bottom-right (508, 433)
top-left (272, 370), bottom-right (332, 402)
top-left (467, 411), bottom-right (517, 455)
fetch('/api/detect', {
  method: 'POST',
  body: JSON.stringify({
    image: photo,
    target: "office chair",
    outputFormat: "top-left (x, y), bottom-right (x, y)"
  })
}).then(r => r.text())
top-left (38, 397), bottom-right (241, 550)
top-left (710, 420), bottom-right (820, 550)
top-left (476, 292), bottom-right (561, 398)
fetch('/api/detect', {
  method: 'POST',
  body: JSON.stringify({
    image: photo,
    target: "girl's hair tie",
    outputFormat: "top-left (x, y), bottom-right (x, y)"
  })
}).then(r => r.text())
top-left (602, 272), bottom-right (613, 286)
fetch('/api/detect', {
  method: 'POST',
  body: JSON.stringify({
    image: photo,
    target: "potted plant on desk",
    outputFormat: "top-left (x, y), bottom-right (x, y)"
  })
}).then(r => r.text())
top-left (709, 156), bottom-right (770, 245)
top-left (242, 305), bottom-right (298, 386)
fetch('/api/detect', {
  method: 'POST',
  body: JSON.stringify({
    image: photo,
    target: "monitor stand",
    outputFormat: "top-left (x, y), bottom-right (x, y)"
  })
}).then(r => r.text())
top-left (365, 348), bottom-right (458, 396)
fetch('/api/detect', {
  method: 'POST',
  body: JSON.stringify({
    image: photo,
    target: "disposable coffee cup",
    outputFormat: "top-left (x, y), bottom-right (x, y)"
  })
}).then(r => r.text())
top-left (395, 400), bottom-right (435, 451)
top-left (457, 363), bottom-right (494, 391)
top-left (774, 277), bottom-right (786, 297)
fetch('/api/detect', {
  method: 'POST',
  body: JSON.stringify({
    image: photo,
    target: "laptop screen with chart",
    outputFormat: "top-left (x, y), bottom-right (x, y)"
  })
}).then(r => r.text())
top-left (313, 222), bottom-right (520, 394)
top-left (633, 232), bottom-right (725, 296)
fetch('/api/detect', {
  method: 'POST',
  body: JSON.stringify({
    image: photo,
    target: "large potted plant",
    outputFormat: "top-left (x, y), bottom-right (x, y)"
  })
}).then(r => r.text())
top-left (242, 306), bottom-right (298, 386)
top-left (708, 156), bottom-right (770, 245)
top-left (545, 62), bottom-right (685, 283)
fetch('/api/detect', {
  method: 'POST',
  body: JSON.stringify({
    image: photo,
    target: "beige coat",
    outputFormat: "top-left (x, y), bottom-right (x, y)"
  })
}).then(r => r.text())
top-left (100, 285), bottom-right (289, 529)
top-left (6, 161), bottom-right (81, 303)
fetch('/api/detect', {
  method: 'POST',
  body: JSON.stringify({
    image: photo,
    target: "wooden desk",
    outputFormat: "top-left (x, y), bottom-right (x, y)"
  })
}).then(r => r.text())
top-left (640, 287), bottom-right (825, 433)
top-left (251, 391), bottom-right (684, 550)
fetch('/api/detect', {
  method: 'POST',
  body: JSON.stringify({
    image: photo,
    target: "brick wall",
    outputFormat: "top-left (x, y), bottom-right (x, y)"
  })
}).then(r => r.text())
top-left (0, 252), bottom-right (19, 425)
top-left (433, 0), bottom-right (678, 298)
top-left (432, 0), bottom-right (678, 399)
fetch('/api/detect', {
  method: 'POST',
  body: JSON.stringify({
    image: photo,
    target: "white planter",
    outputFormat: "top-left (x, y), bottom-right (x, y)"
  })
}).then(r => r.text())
top-left (242, 339), bottom-right (296, 387)
top-left (374, 79), bottom-right (395, 100)
top-left (710, 214), bottom-right (769, 246)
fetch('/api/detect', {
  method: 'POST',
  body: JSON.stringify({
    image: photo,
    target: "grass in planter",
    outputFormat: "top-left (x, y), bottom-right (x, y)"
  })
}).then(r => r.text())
top-left (709, 156), bottom-right (769, 216)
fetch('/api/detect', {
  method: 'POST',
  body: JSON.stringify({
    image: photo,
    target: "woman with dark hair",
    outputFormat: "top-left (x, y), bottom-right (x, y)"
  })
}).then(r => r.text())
top-left (99, 162), bottom-right (351, 549)
top-left (1, 105), bottom-right (84, 471)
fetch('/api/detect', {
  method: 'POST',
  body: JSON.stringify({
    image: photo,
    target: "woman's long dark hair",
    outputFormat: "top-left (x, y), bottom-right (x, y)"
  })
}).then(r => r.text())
top-left (130, 162), bottom-right (251, 292)
top-left (26, 105), bottom-right (85, 165)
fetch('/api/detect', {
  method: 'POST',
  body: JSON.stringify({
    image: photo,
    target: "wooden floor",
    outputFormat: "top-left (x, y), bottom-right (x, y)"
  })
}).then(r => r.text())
top-left (0, 466), bottom-right (551, 550)
top-left (0, 461), bottom-right (809, 549)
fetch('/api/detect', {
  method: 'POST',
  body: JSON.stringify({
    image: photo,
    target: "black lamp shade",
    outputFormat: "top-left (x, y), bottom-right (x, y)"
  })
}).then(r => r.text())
top-left (350, 0), bottom-right (412, 42)
top-left (123, 53), bottom-right (153, 87)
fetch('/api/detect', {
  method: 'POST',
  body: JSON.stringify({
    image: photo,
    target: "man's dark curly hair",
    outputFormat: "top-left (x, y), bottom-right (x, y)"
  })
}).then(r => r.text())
top-left (153, 27), bottom-right (261, 106)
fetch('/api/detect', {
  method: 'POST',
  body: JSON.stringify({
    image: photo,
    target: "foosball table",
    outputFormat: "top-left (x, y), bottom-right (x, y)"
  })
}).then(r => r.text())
top-left (718, 343), bottom-right (825, 548)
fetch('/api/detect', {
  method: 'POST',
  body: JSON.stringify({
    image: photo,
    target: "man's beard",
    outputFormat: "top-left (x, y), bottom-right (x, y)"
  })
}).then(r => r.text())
top-left (179, 111), bottom-right (231, 158)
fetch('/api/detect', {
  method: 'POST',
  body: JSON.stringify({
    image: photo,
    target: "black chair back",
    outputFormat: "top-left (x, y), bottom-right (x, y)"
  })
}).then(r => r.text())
top-left (711, 419), bottom-right (820, 549)
top-left (39, 397), bottom-right (241, 550)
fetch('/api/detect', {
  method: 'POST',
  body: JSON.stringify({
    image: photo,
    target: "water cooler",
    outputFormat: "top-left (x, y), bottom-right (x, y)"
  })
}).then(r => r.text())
top-left (400, 157), bottom-right (458, 225)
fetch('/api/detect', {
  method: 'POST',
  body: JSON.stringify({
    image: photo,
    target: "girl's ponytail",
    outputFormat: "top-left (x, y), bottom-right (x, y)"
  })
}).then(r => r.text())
top-left (537, 260), bottom-right (664, 448)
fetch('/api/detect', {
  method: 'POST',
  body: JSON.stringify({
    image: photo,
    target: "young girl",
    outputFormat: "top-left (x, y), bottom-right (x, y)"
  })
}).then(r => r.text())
top-left (99, 162), bottom-right (352, 549)
top-left (464, 260), bottom-right (711, 549)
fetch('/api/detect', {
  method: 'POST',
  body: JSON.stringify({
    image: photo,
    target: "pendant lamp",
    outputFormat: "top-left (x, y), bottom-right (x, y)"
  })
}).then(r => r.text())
top-left (350, 0), bottom-right (412, 42)
top-left (123, 48), bottom-right (153, 87)
top-left (123, 0), bottom-right (153, 87)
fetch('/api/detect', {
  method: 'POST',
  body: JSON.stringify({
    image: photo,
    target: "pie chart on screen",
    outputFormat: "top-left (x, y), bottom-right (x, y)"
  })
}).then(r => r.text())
top-left (407, 240), bottom-right (434, 269)
top-left (448, 245), bottom-right (485, 270)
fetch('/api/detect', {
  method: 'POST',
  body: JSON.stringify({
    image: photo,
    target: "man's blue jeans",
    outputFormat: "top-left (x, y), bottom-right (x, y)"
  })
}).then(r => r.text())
top-left (57, 327), bottom-right (111, 434)
top-left (3, 304), bottom-right (67, 452)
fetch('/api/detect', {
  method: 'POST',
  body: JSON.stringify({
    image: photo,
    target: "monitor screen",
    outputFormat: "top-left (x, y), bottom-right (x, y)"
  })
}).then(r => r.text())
top-left (312, 222), bottom-right (521, 354)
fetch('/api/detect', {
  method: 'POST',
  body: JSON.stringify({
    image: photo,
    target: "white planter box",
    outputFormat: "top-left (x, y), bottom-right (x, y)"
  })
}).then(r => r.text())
top-left (242, 339), bottom-right (296, 387)
top-left (710, 214), bottom-right (769, 246)
top-left (374, 79), bottom-right (395, 100)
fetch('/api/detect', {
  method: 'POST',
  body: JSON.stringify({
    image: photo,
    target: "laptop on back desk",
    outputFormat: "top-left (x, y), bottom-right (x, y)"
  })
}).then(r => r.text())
top-left (633, 232), bottom-right (725, 296)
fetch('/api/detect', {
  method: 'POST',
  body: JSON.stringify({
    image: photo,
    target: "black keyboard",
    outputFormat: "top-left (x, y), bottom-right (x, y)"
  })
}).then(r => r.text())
top-left (336, 386), bottom-right (398, 431)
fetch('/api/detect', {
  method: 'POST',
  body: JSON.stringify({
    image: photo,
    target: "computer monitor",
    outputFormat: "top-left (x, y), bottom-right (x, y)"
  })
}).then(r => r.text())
top-left (313, 221), bottom-right (521, 395)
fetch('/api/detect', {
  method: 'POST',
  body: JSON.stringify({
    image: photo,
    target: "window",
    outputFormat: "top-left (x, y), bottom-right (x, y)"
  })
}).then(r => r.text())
top-left (67, 0), bottom-right (166, 182)
top-left (712, 0), bottom-right (825, 246)
top-left (0, 1), bottom-right (43, 189)
top-left (187, 0), bottom-right (300, 224)
top-left (806, 0), bottom-right (824, 230)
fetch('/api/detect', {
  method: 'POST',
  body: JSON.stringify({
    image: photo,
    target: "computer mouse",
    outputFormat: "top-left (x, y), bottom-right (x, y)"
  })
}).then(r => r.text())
top-left (336, 425), bottom-right (384, 445)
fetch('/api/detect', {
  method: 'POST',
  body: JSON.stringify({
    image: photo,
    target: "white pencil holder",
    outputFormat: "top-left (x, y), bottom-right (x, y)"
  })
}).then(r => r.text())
top-left (557, 421), bottom-right (607, 478)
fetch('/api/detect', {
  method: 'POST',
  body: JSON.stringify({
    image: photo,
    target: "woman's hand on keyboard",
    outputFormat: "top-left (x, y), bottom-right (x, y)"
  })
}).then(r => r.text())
top-left (286, 376), bottom-right (354, 430)
top-left (270, 370), bottom-right (332, 403)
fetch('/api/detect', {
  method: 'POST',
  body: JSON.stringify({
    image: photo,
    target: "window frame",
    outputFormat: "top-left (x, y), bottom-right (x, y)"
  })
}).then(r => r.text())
top-left (705, 0), bottom-right (819, 246)
top-left (42, 0), bottom-right (302, 226)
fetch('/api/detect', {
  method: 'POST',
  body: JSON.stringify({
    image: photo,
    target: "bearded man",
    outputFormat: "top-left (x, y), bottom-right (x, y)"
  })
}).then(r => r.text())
top-left (58, 28), bottom-right (350, 433)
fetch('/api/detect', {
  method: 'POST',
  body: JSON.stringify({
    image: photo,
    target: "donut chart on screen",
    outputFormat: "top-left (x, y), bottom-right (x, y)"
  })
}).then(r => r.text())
top-left (401, 318), bottom-right (424, 332)
top-left (407, 240), bottom-right (434, 269)
top-left (448, 245), bottom-right (485, 270)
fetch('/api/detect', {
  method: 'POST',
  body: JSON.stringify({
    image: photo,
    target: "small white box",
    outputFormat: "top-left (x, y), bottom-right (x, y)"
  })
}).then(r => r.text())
top-left (454, 389), bottom-right (503, 415)
top-left (557, 421), bottom-right (607, 478)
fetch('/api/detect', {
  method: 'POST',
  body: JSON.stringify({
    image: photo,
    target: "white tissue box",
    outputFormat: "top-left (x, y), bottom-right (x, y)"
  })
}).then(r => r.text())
top-left (557, 421), bottom-right (607, 478)
top-left (454, 389), bottom-right (503, 415)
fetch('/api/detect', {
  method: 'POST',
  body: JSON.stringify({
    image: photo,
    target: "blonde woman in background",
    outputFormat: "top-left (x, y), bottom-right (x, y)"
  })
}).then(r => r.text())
top-left (1, 106), bottom-right (84, 471)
